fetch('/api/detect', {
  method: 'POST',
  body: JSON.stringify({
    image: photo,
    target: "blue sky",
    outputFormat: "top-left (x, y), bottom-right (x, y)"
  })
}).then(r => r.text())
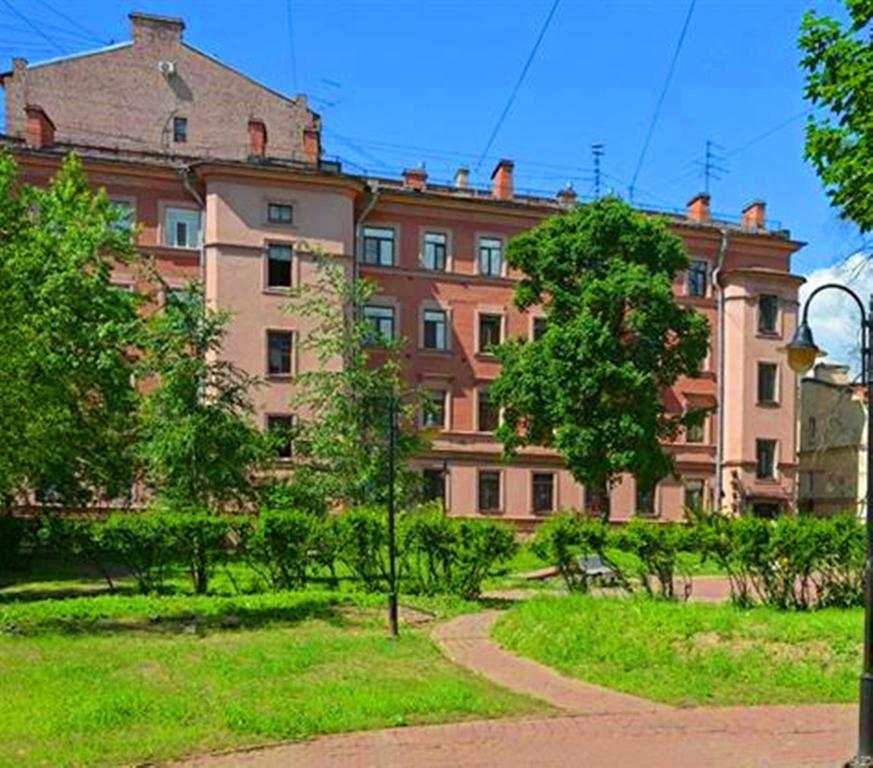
top-left (0, 1), bottom-right (866, 279)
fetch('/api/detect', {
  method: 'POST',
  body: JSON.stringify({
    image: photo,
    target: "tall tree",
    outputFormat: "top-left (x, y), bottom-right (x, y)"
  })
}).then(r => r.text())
top-left (136, 283), bottom-right (271, 510)
top-left (0, 152), bottom-right (141, 507)
top-left (800, 1), bottom-right (873, 232)
top-left (492, 198), bottom-right (710, 518)
top-left (286, 260), bottom-right (429, 508)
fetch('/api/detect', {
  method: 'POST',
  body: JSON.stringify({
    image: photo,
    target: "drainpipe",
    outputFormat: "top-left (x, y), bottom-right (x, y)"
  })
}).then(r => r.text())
top-left (711, 228), bottom-right (730, 513)
top-left (179, 167), bottom-right (206, 287)
top-left (354, 179), bottom-right (380, 290)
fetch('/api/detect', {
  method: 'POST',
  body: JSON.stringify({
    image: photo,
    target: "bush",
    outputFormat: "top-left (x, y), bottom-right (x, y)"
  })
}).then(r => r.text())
top-left (245, 510), bottom-right (320, 590)
top-left (335, 507), bottom-right (391, 591)
top-left (99, 512), bottom-right (178, 593)
top-left (161, 512), bottom-right (234, 595)
top-left (612, 520), bottom-right (694, 599)
top-left (450, 519), bottom-right (516, 599)
top-left (36, 515), bottom-right (116, 589)
top-left (0, 516), bottom-right (26, 574)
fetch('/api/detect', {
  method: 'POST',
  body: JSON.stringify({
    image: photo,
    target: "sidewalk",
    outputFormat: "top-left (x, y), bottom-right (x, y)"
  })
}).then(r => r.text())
top-left (178, 608), bottom-right (858, 768)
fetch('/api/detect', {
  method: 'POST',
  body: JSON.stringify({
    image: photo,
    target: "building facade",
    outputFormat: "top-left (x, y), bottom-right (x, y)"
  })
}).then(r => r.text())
top-left (798, 364), bottom-right (867, 517)
top-left (2, 12), bottom-right (805, 524)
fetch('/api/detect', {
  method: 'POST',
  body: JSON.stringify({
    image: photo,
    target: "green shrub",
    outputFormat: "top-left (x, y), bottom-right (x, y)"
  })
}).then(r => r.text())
top-left (35, 515), bottom-right (115, 588)
top-left (611, 520), bottom-right (694, 599)
top-left (0, 516), bottom-right (26, 574)
top-left (245, 510), bottom-right (320, 590)
top-left (335, 507), bottom-right (390, 592)
top-left (161, 511), bottom-right (234, 595)
top-left (532, 513), bottom-right (619, 592)
top-left (99, 512), bottom-right (178, 593)
top-left (450, 519), bottom-right (516, 599)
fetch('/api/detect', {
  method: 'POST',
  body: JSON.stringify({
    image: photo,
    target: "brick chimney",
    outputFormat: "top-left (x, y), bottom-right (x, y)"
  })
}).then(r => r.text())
top-left (557, 183), bottom-right (577, 207)
top-left (687, 193), bottom-right (711, 224)
top-left (742, 200), bottom-right (766, 232)
top-left (403, 166), bottom-right (427, 192)
top-left (454, 166), bottom-right (469, 189)
top-left (302, 127), bottom-right (320, 164)
top-left (24, 105), bottom-right (55, 149)
top-left (248, 119), bottom-right (267, 158)
top-left (491, 159), bottom-right (514, 201)
top-left (130, 12), bottom-right (185, 45)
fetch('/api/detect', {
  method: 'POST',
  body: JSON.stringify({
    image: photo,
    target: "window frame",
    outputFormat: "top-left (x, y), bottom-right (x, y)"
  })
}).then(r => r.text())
top-left (478, 469), bottom-right (502, 513)
top-left (265, 242), bottom-right (294, 290)
top-left (266, 329), bottom-right (294, 377)
top-left (421, 389), bottom-right (448, 430)
top-left (477, 235), bottom-right (504, 277)
top-left (755, 438), bottom-right (778, 480)
top-left (266, 414), bottom-right (294, 461)
top-left (532, 472), bottom-right (556, 514)
top-left (362, 303), bottom-right (397, 345)
top-left (362, 225), bottom-right (397, 267)
top-left (422, 467), bottom-right (447, 505)
top-left (686, 259), bottom-right (709, 298)
top-left (422, 230), bottom-right (449, 271)
top-left (477, 385), bottom-right (499, 433)
top-left (109, 197), bottom-right (136, 232)
top-left (172, 116), bottom-right (188, 143)
top-left (757, 294), bottom-right (780, 336)
top-left (531, 316), bottom-right (547, 341)
top-left (757, 361), bottom-right (779, 405)
top-left (684, 479), bottom-right (705, 511)
top-left (162, 205), bottom-right (201, 250)
top-left (267, 202), bottom-right (294, 225)
top-left (685, 413), bottom-right (706, 444)
top-left (422, 307), bottom-right (449, 351)
top-left (635, 481), bottom-right (657, 517)
top-left (477, 312), bottom-right (503, 355)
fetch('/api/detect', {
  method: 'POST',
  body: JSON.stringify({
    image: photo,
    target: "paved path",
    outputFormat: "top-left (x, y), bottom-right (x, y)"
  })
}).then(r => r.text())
top-left (178, 608), bottom-right (858, 768)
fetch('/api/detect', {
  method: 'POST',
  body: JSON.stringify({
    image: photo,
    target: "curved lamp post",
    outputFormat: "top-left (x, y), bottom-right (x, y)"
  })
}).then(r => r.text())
top-left (786, 283), bottom-right (873, 767)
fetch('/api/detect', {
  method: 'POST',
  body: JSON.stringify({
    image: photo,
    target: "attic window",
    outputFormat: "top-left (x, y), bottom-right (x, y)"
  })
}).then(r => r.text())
top-left (173, 117), bottom-right (187, 143)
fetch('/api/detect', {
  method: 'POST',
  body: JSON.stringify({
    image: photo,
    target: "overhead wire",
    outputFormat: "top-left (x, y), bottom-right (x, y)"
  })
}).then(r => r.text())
top-left (0, 0), bottom-right (66, 55)
top-left (29, 0), bottom-right (109, 45)
top-left (474, 0), bottom-right (561, 172)
top-left (627, 0), bottom-right (696, 200)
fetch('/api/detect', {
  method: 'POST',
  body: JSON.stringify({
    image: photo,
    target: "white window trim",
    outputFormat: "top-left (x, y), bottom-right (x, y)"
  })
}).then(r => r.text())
top-left (477, 468), bottom-right (504, 513)
top-left (362, 223), bottom-right (400, 268)
top-left (265, 327), bottom-right (297, 379)
top-left (475, 309), bottom-right (506, 356)
top-left (419, 227), bottom-right (452, 272)
top-left (263, 241), bottom-right (296, 293)
top-left (160, 202), bottom-right (202, 250)
top-left (530, 470), bottom-right (558, 515)
top-left (419, 301), bottom-right (451, 352)
top-left (475, 233), bottom-right (506, 278)
top-left (686, 258), bottom-right (710, 298)
top-left (266, 199), bottom-right (296, 227)
top-left (757, 360), bottom-right (781, 405)
top-left (421, 388), bottom-right (450, 431)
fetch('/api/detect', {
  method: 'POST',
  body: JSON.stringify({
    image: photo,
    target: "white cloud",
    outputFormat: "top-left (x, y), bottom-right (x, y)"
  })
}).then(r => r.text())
top-left (799, 252), bottom-right (873, 377)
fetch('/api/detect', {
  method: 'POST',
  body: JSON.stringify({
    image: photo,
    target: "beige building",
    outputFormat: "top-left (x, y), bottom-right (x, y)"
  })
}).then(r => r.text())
top-left (798, 363), bottom-right (867, 517)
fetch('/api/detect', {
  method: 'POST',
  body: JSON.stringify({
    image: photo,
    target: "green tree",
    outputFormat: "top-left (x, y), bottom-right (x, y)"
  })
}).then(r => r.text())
top-left (800, 1), bottom-right (873, 231)
top-left (0, 152), bottom-right (141, 507)
top-left (492, 198), bottom-right (709, 518)
top-left (286, 259), bottom-right (429, 508)
top-left (136, 283), bottom-right (271, 510)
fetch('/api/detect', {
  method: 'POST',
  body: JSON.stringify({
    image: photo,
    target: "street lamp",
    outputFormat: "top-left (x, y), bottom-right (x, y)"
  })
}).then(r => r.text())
top-left (386, 393), bottom-right (399, 638)
top-left (785, 282), bottom-right (873, 767)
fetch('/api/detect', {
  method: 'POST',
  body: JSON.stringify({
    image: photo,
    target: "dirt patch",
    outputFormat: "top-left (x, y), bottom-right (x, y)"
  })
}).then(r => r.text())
top-left (675, 631), bottom-right (840, 667)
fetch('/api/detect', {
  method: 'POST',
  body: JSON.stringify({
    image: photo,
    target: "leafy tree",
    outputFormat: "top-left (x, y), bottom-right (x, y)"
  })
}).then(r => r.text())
top-left (286, 259), bottom-right (429, 508)
top-left (492, 198), bottom-right (709, 518)
top-left (136, 283), bottom-right (271, 510)
top-left (800, 1), bottom-right (873, 231)
top-left (0, 152), bottom-right (141, 507)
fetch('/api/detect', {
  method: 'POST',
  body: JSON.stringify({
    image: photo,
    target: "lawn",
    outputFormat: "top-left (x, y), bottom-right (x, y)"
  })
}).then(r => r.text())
top-left (0, 591), bottom-right (544, 767)
top-left (493, 594), bottom-right (863, 707)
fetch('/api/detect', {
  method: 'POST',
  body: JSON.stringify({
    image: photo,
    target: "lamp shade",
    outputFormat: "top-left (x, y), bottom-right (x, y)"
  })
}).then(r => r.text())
top-left (785, 321), bottom-right (822, 374)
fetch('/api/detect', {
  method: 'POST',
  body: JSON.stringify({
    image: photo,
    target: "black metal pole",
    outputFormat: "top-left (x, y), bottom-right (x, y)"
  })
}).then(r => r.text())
top-left (858, 299), bottom-right (873, 766)
top-left (387, 394), bottom-right (399, 638)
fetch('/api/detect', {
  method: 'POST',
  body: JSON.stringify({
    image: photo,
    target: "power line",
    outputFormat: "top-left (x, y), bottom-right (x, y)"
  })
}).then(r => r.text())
top-left (474, 0), bottom-right (561, 172)
top-left (30, 0), bottom-right (109, 45)
top-left (0, 0), bottom-right (66, 55)
top-left (628, 0), bottom-right (697, 201)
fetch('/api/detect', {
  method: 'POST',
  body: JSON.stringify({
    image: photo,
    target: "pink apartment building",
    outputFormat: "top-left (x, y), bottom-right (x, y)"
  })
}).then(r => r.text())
top-left (1, 12), bottom-right (805, 524)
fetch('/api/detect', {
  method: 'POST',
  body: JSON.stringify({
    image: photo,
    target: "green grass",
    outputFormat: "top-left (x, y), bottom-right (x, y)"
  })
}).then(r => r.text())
top-left (0, 591), bottom-right (544, 767)
top-left (494, 594), bottom-right (863, 707)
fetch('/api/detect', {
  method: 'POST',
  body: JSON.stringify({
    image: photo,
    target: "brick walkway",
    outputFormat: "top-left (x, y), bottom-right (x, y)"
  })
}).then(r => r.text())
top-left (178, 608), bottom-right (859, 768)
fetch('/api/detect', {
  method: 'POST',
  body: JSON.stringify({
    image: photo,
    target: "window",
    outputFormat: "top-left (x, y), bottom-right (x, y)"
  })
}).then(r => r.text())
top-left (423, 232), bottom-right (447, 271)
top-left (110, 200), bottom-right (135, 231)
top-left (478, 237), bottom-right (503, 276)
top-left (267, 330), bottom-right (293, 376)
top-left (422, 468), bottom-right (446, 504)
top-left (532, 473), bottom-right (555, 514)
top-left (757, 362), bottom-right (778, 404)
top-left (686, 415), bottom-right (705, 444)
top-left (478, 471), bottom-right (501, 512)
top-left (478, 387), bottom-right (499, 432)
top-left (756, 439), bottom-right (777, 479)
top-left (422, 390), bottom-right (447, 429)
top-left (163, 207), bottom-right (201, 249)
top-left (267, 415), bottom-right (294, 460)
top-left (363, 304), bottom-right (395, 344)
top-left (363, 226), bottom-right (395, 266)
top-left (684, 480), bottom-right (705, 511)
top-left (268, 203), bottom-right (293, 224)
top-left (478, 314), bottom-right (502, 354)
top-left (687, 260), bottom-right (708, 297)
top-left (267, 244), bottom-right (293, 289)
top-left (758, 294), bottom-right (779, 335)
top-left (636, 482), bottom-right (656, 516)
top-left (173, 116), bottom-right (187, 143)
top-left (423, 308), bottom-right (448, 350)
top-left (532, 317), bottom-right (547, 341)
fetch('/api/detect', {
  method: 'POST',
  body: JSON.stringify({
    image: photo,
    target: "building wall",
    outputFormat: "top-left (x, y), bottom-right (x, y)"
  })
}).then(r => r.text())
top-left (2, 13), bottom-right (318, 163)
